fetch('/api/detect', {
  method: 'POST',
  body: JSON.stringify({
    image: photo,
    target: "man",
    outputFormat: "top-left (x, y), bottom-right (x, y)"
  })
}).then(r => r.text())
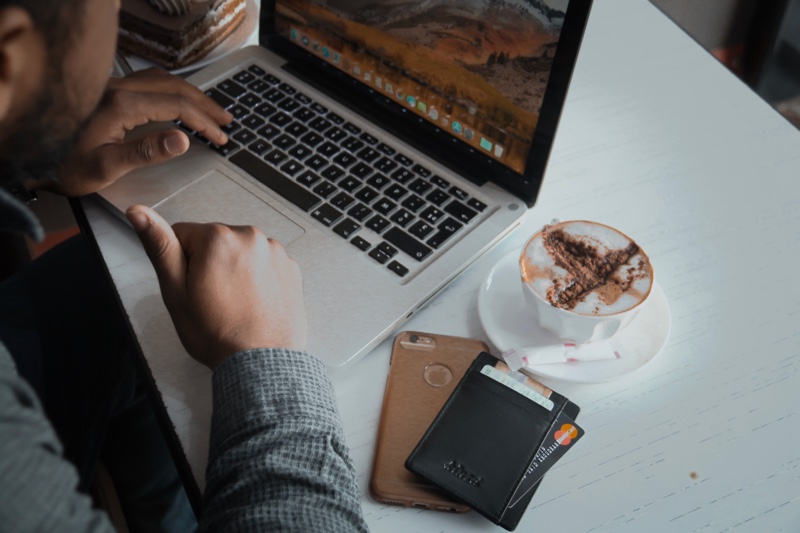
top-left (0, 0), bottom-right (368, 531)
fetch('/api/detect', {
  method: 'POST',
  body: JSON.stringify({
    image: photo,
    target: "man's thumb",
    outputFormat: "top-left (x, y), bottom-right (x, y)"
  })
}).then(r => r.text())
top-left (126, 205), bottom-right (185, 291)
top-left (126, 130), bottom-right (189, 168)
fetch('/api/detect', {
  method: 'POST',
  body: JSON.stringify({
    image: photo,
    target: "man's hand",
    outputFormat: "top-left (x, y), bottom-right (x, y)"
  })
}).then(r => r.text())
top-left (125, 204), bottom-right (308, 370)
top-left (51, 68), bottom-right (232, 197)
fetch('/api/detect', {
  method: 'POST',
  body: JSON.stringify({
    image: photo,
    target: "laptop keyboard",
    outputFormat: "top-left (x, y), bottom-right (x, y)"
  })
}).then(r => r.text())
top-left (183, 64), bottom-right (489, 278)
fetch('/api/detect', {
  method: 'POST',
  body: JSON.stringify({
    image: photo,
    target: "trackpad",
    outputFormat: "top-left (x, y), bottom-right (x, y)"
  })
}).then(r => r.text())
top-left (154, 170), bottom-right (305, 246)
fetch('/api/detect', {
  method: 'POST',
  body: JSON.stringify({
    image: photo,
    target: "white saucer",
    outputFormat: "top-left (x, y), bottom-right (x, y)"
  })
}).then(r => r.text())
top-left (121, 0), bottom-right (259, 75)
top-left (478, 250), bottom-right (671, 384)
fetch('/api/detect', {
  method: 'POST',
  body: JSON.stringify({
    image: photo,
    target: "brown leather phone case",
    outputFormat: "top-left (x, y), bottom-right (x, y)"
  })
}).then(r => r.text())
top-left (369, 331), bottom-right (488, 512)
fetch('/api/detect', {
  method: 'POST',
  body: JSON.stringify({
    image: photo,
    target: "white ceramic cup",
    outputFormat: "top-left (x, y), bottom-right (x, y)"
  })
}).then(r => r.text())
top-left (519, 220), bottom-right (654, 344)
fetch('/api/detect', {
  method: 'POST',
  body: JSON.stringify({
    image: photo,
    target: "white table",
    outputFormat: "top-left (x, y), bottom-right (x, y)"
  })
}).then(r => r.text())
top-left (83, 0), bottom-right (800, 530)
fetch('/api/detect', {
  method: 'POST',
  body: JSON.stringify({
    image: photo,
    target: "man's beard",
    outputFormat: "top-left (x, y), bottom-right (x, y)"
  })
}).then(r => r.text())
top-left (0, 64), bottom-right (88, 192)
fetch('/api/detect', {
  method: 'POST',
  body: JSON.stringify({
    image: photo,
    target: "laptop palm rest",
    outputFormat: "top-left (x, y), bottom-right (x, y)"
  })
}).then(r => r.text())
top-left (154, 169), bottom-right (305, 247)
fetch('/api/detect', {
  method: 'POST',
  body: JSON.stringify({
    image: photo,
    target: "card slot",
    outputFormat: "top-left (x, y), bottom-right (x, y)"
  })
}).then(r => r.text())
top-left (473, 369), bottom-right (559, 417)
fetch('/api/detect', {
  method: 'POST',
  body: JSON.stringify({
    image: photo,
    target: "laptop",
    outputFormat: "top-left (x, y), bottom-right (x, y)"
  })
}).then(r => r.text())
top-left (98, 0), bottom-right (593, 369)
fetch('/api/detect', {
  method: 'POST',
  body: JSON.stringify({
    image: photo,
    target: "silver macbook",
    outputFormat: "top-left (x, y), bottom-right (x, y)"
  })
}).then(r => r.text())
top-left (98, 0), bottom-right (593, 369)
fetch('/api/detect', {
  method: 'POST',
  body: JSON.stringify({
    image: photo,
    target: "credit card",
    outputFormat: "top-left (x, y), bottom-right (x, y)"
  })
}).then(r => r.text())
top-left (481, 365), bottom-right (554, 411)
top-left (493, 361), bottom-right (553, 398)
top-left (507, 410), bottom-right (584, 508)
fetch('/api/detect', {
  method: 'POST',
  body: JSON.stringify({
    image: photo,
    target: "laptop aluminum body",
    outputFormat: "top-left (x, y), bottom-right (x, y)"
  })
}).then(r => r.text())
top-left (99, 0), bottom-right (593, 368)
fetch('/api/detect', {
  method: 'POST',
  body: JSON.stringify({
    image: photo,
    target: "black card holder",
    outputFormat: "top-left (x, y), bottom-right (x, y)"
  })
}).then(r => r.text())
top-left (406, 352), bottom-right (580, 531)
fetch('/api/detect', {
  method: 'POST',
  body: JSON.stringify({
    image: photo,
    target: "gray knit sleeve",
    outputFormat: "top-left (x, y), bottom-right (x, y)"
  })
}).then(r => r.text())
top-left (200, 348), bottom-right (369, 532)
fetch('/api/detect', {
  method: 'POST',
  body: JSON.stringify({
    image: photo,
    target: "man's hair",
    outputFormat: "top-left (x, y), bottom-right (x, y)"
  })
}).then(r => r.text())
top-left (0, 0), bottom-right (86, 49)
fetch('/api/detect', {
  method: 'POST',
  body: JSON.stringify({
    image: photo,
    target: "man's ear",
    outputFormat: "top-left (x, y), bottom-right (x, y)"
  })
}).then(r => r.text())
top-left (0, 6), bottom-right (46, 123)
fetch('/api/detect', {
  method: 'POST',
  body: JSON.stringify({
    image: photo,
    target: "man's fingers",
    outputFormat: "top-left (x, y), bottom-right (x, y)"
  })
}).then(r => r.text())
top-left (126, 205), bottom-right (186, 297)
top-left (100, 130), bottom-right (189, 179)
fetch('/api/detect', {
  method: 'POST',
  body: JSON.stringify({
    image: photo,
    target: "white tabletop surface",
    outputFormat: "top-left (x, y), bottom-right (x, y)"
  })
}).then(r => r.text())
top-left (85, 0), bottom-right (800, 530)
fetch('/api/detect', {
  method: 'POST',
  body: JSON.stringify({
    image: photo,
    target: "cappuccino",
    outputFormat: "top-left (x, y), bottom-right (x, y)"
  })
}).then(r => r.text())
top-left (520, 221), bottom-right (653, 317)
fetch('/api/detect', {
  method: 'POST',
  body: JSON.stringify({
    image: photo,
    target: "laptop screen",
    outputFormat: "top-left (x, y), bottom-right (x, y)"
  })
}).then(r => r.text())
top-left (265, 1), bottom-right (591, 205)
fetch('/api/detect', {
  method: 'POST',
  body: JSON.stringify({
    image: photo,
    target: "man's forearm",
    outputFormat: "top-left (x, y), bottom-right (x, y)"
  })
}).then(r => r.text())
top-left (201, 348), bottom-right (368, 532)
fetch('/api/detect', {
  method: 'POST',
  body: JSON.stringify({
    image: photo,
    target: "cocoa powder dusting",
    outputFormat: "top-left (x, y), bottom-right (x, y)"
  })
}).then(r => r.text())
top-left (543, 227), bottom-right (640, 310)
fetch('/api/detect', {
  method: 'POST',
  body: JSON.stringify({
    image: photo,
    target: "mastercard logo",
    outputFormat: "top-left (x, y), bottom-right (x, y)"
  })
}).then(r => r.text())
top-left (554, 424), bottom-right (578, 446)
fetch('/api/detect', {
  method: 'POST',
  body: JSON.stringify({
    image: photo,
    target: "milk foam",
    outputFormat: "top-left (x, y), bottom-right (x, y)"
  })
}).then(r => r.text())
top-left (520, 221), bottom-right (653, 316)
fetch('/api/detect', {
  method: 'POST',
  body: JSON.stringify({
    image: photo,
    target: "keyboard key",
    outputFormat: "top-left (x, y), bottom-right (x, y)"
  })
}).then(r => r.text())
top-left (288, 144), bottom-right (312, 160)
top-left (357, 147), bottom-right (381, 163)
top-left (384, 227), bottom-right (433, 261)
top-left (240, 92), bottom-right (262, 108)
top-left (384, 184), bottom-right (407, 201)
top-left (348, 203), bottom-right (372, 222)
top-left (354, 186), bottom-right (379, 204)
top-left (449, 186), bottom-right (468, 200)
top-left (278, 82), bottom-right (296, 95)
top-left (233, 129), bottom-right (257, 145)
top-left (305, 154), bottom-right (327, 170)
top-left (343, 137), bottom-right (365, 153)
top-left (318, 142), bottom-right (340, 157)
top-left (264, 149), bottom-right (288, 166)
top-left (343, 122), bottom-right (361, 135)
top-left (438, 217), bottom-right (463, 235)
top-left (327, 112), bottom-right (344, 124)
top-left (228, 105), bottom-right (249, 120)
top-left (313, 181), bottom-right (337, 198)
top-left (391, 168), bottom-right (414, 183)
top-left (412, 164), bottom-right (432, 177)
top-left (375, 157), bottom-right (398, 173)
top-left (300, 132), bottom-right (324, 148)
top-left (366, 174), bottom-right (390, 189)
top-left (269, 112), bottom-right (293, 127)
top-left (264, 88), bottom-right (284, 103)
top-left (401, 194), bottom-right (425, 212)
top-left (390, 209), bottom-right (413, 227)
top-left (431, 175), bottom-right (450, 189)
top-left (387, 261), bottom-right (409, 277)
top-left (325, 127), bottom-right (347, 142)
top-left (280, 159), bottom-right (304, 177)
top-left (394, 153), bottom-right (413, 166)
top-left (409, 178), bottom-right (431, 194)
top-left (339, 176), bottom-right (361, 192)
top-left (426, 189), bottom-right (449, 206)
top-left (311, 203), bottom-right (342, 226)
top-left (242, 114), bottom-right (265, 130)
top-left (420, 206), bottom-right (444, 224)
top-left (351, 235), bottom-right (371, 251)
top-left (279, 98), bottom-right (301, 112)
top-left (350, 162), bottom-right (372, 178)
top-left (409, 220), bottom-right (434, 239)
top-left (217, 79), bottom-right (247, 99)
top-left (310, 102), bottom-right (328, 115)
top-left (247, 79), bottom-right (270, 94)
top-left (247, 139), bottom-right (272, 156)
top-left (333, 218), bottom-right (361, 239)
top-left (377, 142), bottom-right (396, 156)
top-left (296, 170), bottom-right (321, 187)
top-left (333, 152), bottom-right (357, 168)
top-left (247, 64), bottom-right (266, 76)
top-left (368, 247), bottom-right (391, 264)
top-left (427, 218), bottom-right (463, 249)
top-left (293, 107), bottom-right (315, 123)
top-left (221, 121), bottom-right (241, 134)
top-left (444, 200), bottom-right (479, 224)
top-left (467, 198), bottom-right (487, 212)
top-left (257, 123), bottom-right (281, 139)
top-left (294, 92), bottom-right (312, 105)
top-left (331, 192), bottom-right (355, 209)
top-left (273, 134), bottom-right (296, 150)
top-left (377, 242), bottom-right (398, 258)
top-left (321, 165), bottom-right (345, 182)
top-left (373, 198), bottom-right (396, 215)
top-left (229, 150), bottom-right (319, 211)
top-left (264, 73), bottom-right (281, 85)
top-left (308, 117), bottom-right (332, 132)
top-left (360, 132), bottom-right (379, 145)
top-left (254, 102), bottom-right (277, 117)
top-left (285, 122), bottom-right (308, 138)
top-left (212, 140), bottom-right (240, 157)
top-left (366, 214), bottom-right (390, 233)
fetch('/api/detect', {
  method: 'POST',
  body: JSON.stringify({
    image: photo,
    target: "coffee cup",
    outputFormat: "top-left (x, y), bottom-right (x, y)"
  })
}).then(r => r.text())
top-left (519, 220), bottom-right (654, 344)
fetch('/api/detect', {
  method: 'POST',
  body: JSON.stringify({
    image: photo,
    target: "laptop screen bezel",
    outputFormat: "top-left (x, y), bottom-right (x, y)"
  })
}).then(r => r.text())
top-left (259, 0), bottom-right (593, 207)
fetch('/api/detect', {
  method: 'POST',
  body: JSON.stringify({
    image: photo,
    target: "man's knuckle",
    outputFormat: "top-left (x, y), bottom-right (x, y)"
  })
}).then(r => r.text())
top-left (135, 138), bottom-right (158, 162)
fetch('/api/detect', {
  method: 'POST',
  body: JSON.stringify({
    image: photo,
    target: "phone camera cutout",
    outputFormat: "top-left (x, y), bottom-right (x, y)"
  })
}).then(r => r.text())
top-left (423, 363), bottom-right (452, 387)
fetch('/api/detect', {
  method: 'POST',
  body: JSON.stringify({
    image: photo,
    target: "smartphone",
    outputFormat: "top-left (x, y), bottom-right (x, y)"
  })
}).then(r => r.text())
top-left (369, 331), bottom-right (489, 512)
